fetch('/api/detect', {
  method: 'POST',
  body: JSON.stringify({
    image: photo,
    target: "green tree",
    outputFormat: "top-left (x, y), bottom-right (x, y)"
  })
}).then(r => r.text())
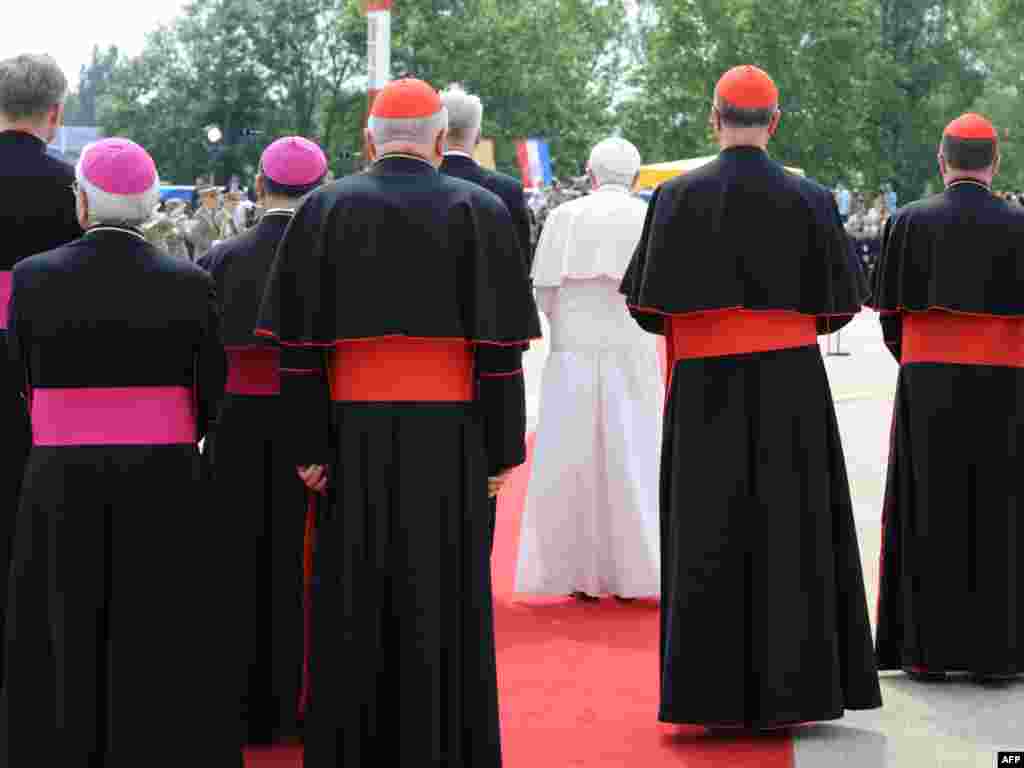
top-left (336, 0), bottom-right (632, 178)
top-left (874, 0), bottom-right (987, 202)
top-left (102, 0), bottom-right (360, 185)
top-left (974, 0), bottom-right (1024, 191)
top-left (621, 0), bottom-right (876, 186)
top-left (620, 0), bottom-right (988, 201)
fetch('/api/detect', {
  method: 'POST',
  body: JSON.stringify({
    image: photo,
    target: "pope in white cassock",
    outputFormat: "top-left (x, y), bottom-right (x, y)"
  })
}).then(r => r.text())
top-left (515, 138), bottom-right (661, 600)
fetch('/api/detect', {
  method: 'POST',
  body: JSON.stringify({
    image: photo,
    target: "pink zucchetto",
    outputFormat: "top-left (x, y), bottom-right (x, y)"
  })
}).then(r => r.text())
top-left (260, 136), bottom-right (328, 188)
top-left (76, 138), bottom-right (161, 224)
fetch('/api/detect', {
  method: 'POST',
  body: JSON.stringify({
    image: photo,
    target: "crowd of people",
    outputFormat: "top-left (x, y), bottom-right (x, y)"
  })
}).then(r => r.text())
top-left (141, 182), bottom-right (257, 260)
top-left (0, 50), bottom-right (1022, 768)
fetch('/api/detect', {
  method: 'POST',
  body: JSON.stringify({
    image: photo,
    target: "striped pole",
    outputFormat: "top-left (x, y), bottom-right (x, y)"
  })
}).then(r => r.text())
top-left (364, 0), bottom-right (393, 163)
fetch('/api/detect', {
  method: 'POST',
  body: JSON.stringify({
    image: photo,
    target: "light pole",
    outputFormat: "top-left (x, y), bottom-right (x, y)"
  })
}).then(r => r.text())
top-left (364, 0), bottom-right (392, 163)
top-left (205, 124), bottom-right (224, 186)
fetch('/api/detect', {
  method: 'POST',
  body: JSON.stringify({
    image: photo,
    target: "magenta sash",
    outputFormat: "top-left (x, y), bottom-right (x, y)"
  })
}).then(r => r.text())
top-left (32, 386), bottom-right (196, 446)
top-left (0, 271), bottom-right (11, 330)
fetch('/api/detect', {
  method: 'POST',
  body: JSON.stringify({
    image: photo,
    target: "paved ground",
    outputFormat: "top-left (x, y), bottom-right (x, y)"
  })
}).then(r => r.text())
top-left (521, 310), bottom-right (1024, 768)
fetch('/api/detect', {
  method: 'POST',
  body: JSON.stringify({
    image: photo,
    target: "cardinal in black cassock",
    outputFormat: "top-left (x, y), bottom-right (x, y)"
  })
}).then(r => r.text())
top-left (1, 139), bottom-right (240, 766)
top-left (0, 58), bottom-right (83, 680)
top-left (621, 66), bottom-right (882, 728)
top-left (256, 79), bottom-right (540, 766)
top-left (200, 136), bottom-right (330, 742)
top-left (871, 113), bottom-right (1024, 681)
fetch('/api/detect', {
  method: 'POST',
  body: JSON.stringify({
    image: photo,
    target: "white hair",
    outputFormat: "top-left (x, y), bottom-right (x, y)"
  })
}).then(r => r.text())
top-left (588, 137), bottom-right (642, 188)
top-left (439, 84), bottom-right (482, 145)
top-left (367, 108), bottom-right (448, 149)
top-left (76, 143), bottom-right (160, 226)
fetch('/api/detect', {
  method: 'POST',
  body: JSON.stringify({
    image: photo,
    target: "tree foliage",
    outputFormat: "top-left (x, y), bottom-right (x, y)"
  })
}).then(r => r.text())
top-left (94, 0), bottom-right (1014, 199)
top-left (102, 0), bottom-right (357, 184)
top-left (622, 0), bottom-right (991, 200)
top-left (331, 0), bottom-right (631, 178)
top-left (873, 0), bottom-right (987, 200)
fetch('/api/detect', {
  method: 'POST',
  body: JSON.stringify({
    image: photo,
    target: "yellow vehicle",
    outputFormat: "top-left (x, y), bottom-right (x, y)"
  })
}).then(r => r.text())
top-left (637, 155), bottom-right (805, 192)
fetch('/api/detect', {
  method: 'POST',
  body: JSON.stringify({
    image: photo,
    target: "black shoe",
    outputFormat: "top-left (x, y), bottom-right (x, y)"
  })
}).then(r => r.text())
top-left (904, 666), bottom-right (948, 681)
top-left (970, 671), bottom-right (1020, 684)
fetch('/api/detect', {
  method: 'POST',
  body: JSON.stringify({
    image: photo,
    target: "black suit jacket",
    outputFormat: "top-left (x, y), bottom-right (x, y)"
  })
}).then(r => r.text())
top-left (440, 153), bottom-right (533, 274)
top-left (0, 130), bottom-right (82, 270)
top-left (0, 130), bottom-right (83, 684)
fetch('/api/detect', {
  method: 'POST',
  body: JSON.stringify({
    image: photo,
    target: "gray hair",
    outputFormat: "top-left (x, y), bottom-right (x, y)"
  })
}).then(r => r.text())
top-left (588, 137), bottom-right (642, 188)
top-left (76, 143), bottom-right (161, 226)
top-left (0, 54), bottom-right (67, 121)
top-left (367, 108), bottom-right (448, 148)
top-left (439, 84), bottom-right (483, 145)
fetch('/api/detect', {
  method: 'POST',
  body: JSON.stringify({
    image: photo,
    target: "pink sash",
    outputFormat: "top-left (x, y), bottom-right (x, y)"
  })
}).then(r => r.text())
top-left (32, 386), bottom-right (196, 446)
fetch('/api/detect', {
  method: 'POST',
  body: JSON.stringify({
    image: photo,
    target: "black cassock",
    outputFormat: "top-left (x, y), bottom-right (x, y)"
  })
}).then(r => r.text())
top-left (621, 147), bottom-right (881, 727)
top-left (0, 130), bottom-right (83, 680)
top-left (256, 155), bottom-right (540, 766)
top-left (440, 153), bottom-right (533, 555)
top-left (870, 180), bottom-right (1024, 675)
top-left (1, 226), bottom-right (240, 766)
top-left (201, 210), bottom-right (311, 741)
top-left (440, 153), bottom-right (533, 273)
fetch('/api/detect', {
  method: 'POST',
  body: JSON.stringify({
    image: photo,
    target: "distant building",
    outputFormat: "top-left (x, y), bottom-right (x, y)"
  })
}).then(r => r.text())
top-left (48, 126), bottom-right (103, 165)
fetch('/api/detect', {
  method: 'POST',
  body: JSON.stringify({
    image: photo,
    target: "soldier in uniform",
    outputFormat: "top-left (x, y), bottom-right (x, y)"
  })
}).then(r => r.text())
top-left (218, 190), bottom-right (245, 240)
top-left (187, 184), bottom-right (222, 260)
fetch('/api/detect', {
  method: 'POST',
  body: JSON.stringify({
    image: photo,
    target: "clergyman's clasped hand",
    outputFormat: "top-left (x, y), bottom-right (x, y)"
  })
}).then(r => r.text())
top-left (297, 464), bottom-right (328, 494)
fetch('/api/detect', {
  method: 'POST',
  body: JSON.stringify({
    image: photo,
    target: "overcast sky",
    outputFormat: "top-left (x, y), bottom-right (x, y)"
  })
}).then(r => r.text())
top-left (1, 1), bottom-right (191, 88)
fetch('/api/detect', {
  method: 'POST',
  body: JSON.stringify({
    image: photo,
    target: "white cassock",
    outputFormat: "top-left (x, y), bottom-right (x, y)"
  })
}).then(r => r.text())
top-left (515, 183), bottom-right (661, 597)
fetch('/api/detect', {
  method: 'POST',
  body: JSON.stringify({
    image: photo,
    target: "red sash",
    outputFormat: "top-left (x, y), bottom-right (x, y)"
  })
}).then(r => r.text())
top-left (664, 310), bottom-right (817, 390)
top-left (329, 338), bottom-right (475, 402)
top-left (902, 311), bottom-right (1024, 368)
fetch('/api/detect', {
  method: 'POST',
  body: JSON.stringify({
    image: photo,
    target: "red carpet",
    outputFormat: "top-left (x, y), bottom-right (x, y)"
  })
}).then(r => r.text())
top-left (245, 432), bottom-right (794, 767)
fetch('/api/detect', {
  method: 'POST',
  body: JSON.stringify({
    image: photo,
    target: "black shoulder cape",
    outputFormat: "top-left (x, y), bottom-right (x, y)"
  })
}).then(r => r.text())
top-left (620, 147), bottom-right (866, 334)
top-left (869, 181), bottom-right (1024, 316)
top-left (257, 156), bottom-right (540, 346)
top-left (203, 211), bottom-right (292, 348)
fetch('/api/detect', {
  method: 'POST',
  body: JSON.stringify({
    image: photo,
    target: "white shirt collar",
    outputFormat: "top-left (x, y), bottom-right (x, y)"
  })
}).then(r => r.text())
top-left (262, 208), bottom-right (295, 217)
top-left (946, 179), bottom-right (990, 192)
top-left (86, 225), bottom-right (149, 243)
top-left (444, 150), bottom-right (475, 160)
top-left (376, 153), bottom-right (436, 169)
top-left (593, 183), bottom-right (632, 195)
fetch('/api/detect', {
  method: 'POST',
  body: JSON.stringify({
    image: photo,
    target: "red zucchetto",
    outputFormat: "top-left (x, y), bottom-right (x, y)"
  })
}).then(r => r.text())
top-left (943, 113), bottom-right (998, 142)
top-left (370, 78), bottom-right (443, 119)
top-left (715, 65), bottom-right (779, 110)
